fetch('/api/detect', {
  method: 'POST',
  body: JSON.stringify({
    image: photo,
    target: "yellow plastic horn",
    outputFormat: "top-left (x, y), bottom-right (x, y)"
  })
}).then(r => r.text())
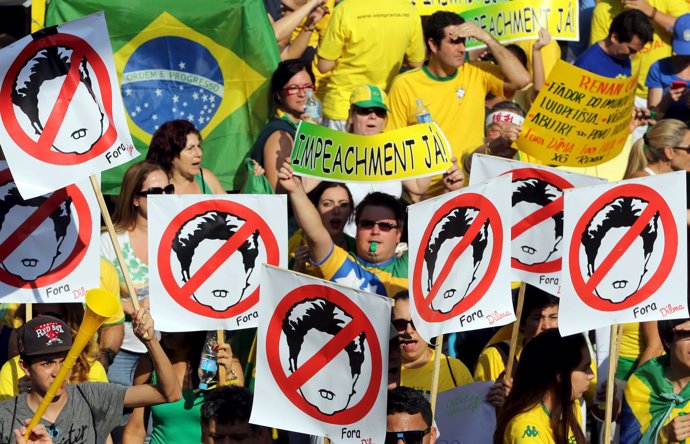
top-left (24, 288), bottom-right (120, 439)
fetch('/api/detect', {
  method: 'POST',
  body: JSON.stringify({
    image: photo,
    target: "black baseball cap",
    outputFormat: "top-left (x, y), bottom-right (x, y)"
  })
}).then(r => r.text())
top-left (17, 316), bottom-right (72, 357)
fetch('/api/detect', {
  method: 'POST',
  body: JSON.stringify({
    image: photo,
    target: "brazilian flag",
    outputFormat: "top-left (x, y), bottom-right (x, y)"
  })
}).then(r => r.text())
top-left (45, 1), bottom-right (280, 194)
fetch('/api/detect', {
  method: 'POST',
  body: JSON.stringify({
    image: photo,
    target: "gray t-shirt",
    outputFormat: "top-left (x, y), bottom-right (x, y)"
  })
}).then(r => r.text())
top-left (0, 382), bottom-right (127, 444)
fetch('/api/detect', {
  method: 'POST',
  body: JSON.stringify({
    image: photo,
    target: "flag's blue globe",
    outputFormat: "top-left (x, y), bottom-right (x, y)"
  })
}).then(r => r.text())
top-left (121, 36), bottom-right (224, 134)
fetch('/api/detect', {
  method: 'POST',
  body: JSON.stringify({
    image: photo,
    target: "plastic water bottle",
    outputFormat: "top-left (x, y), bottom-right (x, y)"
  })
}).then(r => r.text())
top-left (304, 90), bottom-right (322, 122)
top-left (415, 98), bottom-right (432, 123)
top-left (198, 331), bottom-right (218, 390)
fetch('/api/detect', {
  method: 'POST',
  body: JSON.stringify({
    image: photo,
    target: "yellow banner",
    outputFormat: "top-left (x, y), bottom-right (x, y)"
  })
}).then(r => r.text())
top-left (411, 0), bottom-right (577, 47)
top-left (290, 122), bottom-right (452, 182)
top-left (516, 60), bottom-right (637, 167)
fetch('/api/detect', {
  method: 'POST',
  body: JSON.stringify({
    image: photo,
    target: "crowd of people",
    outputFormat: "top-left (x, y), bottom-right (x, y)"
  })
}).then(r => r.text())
top-left (3, 0), bottom-right (690, 442)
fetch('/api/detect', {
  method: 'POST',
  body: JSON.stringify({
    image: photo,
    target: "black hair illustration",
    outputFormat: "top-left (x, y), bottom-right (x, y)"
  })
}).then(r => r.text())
top-left (282, 298), bottom-right (366, 415)
top-left (11, 45), bottom-right (104, 153)
top-left (512, 178), bottom-right (563, 265)
top-left (172, 211), bottom-right (260, 310)
top-left (0, 180), bottom-right (72, 280)
top-left (581, 196), bottom-right (659, 301)
top-left (424, 206), bottom-right (489, 310)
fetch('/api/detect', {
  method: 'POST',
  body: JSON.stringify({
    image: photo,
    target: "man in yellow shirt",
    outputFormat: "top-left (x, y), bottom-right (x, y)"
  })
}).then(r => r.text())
top-left (393, 292), bottom-right (473, 396)
top-left (387, 11), bottom-right (530, 196)
top-left (316, 0), bottom-right (425, 130)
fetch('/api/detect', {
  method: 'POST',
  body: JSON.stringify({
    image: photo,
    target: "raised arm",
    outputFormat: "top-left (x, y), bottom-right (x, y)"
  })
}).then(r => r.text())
top-left (123, 308), bottom-right (181, 408)
top-left (456, 22), bottom-right (530, 96)
top-left (277, 161), bottom-right (333, 262)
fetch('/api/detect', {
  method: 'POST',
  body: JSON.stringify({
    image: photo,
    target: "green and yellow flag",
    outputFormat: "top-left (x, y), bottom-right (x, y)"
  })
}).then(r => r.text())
top-left (45, 0), bottom-right (280, 193)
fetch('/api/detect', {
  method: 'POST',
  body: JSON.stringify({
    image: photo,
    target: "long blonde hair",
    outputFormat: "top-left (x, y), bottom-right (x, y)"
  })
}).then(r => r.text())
top-left (624, 119), bottom-right (688, 178)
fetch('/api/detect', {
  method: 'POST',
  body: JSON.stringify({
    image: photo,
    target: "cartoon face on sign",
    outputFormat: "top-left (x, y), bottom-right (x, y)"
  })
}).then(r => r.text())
top-left (283, 298), bottom-right (366, 416)
top-left (512, 178), bottom-right (563, 266)
top-left (0, 181), bottom-right (73, 281)
top-left (581, 197), bottom-right (659, 303)
top-left (11, 45), bottom-right (105, 154)
top-left (172, 211), bottom-right (260, 312)
top-left (424, 206), bottom-right (489, 314)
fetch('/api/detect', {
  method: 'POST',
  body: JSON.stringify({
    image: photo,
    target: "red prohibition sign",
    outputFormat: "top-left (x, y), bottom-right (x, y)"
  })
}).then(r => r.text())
top-left (266, 285), bottom-right (382, 424)
top-left (413, 193), bottom-right (503, 323)
top-left (569, 183), bottom-right (677, 311)
top-left (504, 168), bottom-right (573, 274)
top-left (0, 168), bottom-right (92, 288)
top-left (158, 199), bottom-right (280, 318)
top-left (0, 33), bottom-right (118, 165)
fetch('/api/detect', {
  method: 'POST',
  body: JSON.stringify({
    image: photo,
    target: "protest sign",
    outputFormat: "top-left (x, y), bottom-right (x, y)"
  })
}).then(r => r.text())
top-left (516, 60), bottom-right (637, 168)
top-left (435, 382), bottom-right (495, 444)
top-left (0, 162), bottom-right (99, 302)
top-left (411, 0), bottom-right (577, 47)
top-left (290, 121), bottom-right (452, 183)
top-left (0, 13), bottom-right (138, 199)
top-left (251, 265), bottom-right (390, 444)
top-left (470, 154), bottom-right (606, 295)
top-left (408, 175), bottom-right (514, 342)
top-left (559, 172), bottom-right (688, 336)
top-left (148, 194), bottom-right (287, 331)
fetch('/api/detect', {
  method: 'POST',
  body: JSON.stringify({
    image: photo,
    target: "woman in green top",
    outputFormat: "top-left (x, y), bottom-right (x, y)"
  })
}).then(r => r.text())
top-left (122, 331), bottom-right (243, 443)
top-left (147, 119), bottom-right (226, 195)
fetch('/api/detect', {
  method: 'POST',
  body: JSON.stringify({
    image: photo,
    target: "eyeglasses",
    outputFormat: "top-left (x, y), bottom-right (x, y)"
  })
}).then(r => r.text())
top-left (392, 318), bottom-right (415, 332)
top-left (354, 106), bottom-right (387, 118)
top-left (357, 219), bottom-right (399, 232)
top-left (283, 83), bottom-right (315, 96)
top-left (136, 184), bottom-right (175, 197)
top-left (673, 146), bottom-right (690, 152)
top-left (384, 428), bottom-right (431, 444)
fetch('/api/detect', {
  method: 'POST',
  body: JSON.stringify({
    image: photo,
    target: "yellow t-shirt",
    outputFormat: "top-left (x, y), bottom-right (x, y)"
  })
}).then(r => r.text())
top-left (100, 258), bottom-right (125, 327)
top-left (619, 322), bottom-right (644, 360)
top-left (590, 0), bottom-right (690, 98)
top-left (317, 0), bottom-right (425, 120)
top-left (0, 355), bottom-right (108, 401)
top-left (503, 402), bottom-right (582, 443)
top-left (400, 350), bottom-right (473, 397)
top-left (474, 341), bottom-right (524, 383)
top-left (388, 63), bottom-right (505, 193)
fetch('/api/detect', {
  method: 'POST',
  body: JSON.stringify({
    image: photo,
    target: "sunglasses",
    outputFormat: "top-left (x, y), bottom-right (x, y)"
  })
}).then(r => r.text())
top-left (673, 145), bottom-right (690, 152)
top-left (357, 219), bottom-right (399, 232)
top-left (283, 83), bottom-right (316, 96)
top-left (392, 318), bottom-right (415, 332)
top-left (354, 106), bottom-right (387, 118)
top-left (136, 184), bottom-right (175, 196)
top-left (384, 428), bottom-right (430, 444)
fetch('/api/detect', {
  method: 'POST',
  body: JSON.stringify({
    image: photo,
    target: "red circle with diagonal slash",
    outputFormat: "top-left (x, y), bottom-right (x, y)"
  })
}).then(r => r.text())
top-left (413, 193), bottom-right (503, 323)
top-left (0, 168), bottom-right (92, 288)
top-left (569, 184), bottom-right (677, 311)
top-left (158, 199), bottom-right (279, 318)
top-left (504, 168), bottom-right (572, 274)
top-left (266, 285), bottom-right (382, 424)
top-left (0, 33), bottom-right (118, 165)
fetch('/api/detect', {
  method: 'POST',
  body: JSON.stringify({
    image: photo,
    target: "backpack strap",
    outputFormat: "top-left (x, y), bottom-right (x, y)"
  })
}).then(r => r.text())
top-left (75, 385), bottom-right (97, 443)
top-left (489, 340), bottom-right (519, 379)
top-left (444, 354), bottom-right (458, 387)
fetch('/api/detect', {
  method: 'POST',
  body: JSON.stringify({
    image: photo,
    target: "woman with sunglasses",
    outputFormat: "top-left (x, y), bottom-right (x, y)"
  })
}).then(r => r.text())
top-left (100, 160), bottom-right (174, 395)
top-left (147, 119), bottom-right (226, 195)
top-left (251, 59), bottom-right (318, 192)
top-left (625, 119), bottom-right (690, 179)
top-left (494, 329), bottom-right (593, 444)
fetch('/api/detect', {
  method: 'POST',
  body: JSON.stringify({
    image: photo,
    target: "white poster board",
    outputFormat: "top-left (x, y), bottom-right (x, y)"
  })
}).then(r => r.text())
top-left (148, 194), bottom-right (287, 331)
top-left (0, 13), bottom-right (139, 199)
top-left (470, 154), bottom-right (607, 296)
top-left (0, 161), bottom-right (99, 302)
top-left (408, 175), bottom-right (514, 342)
top-left (251, 265), bottom-right (390, 444)
top-left (559, 172), bottom-right (688, 335)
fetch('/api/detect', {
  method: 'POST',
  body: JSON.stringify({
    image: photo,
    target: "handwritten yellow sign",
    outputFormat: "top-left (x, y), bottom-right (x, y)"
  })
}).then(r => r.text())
top-left (410, 0), bottom-right (577, 47)
top-left (516, 60), bottom-right (637, 167)
top-left (290, 122), bottom-right (452, 182)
